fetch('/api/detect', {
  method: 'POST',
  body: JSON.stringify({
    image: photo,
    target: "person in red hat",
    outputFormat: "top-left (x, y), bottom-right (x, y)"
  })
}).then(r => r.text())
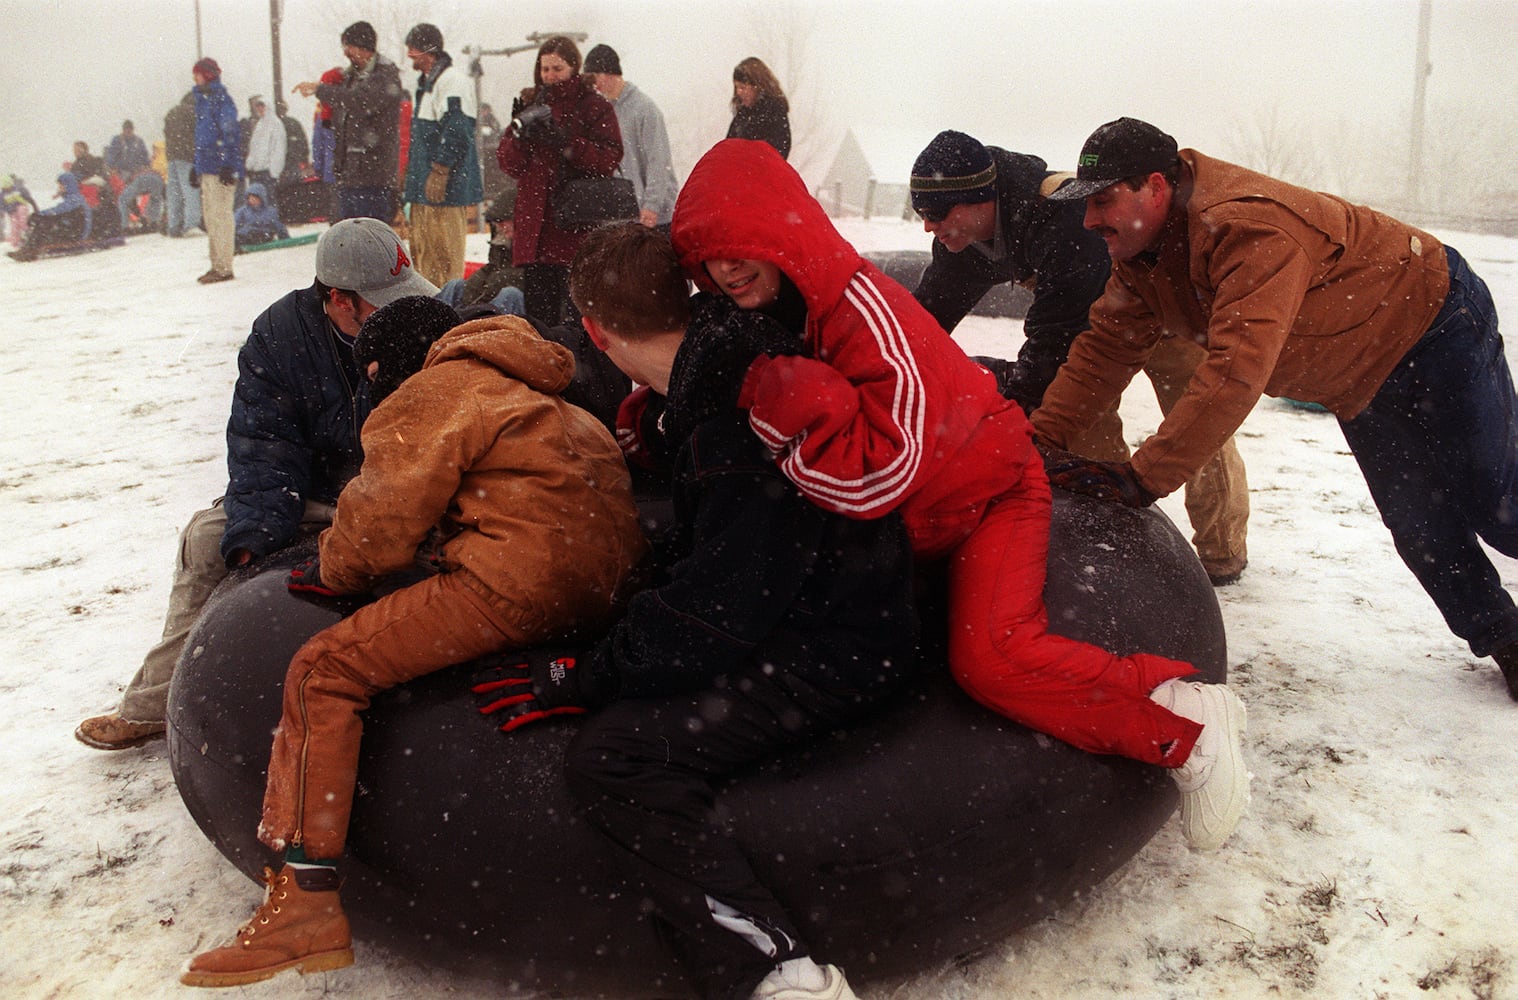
top-left (190, 57), bottom-right (242, 283)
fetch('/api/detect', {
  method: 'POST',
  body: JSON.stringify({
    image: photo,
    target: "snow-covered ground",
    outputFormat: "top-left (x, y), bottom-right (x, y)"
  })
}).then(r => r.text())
top-left (2, 217), bottom-right (1517, 1000)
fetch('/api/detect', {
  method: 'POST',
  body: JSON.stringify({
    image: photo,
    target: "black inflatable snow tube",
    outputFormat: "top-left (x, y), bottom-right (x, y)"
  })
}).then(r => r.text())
top-left (168, 492), bottom-right (1226, 995)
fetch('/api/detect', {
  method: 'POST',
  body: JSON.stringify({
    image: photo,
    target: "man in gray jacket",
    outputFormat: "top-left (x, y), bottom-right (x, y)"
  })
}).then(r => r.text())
top-left (293, 20), bottom-right (403, 221)
top-left (584, 44), bottom-right (678, 229)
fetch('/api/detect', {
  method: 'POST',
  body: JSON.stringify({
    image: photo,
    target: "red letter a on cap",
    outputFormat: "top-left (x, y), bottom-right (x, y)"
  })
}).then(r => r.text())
top-left (391, 245), bottom-right (412, 277)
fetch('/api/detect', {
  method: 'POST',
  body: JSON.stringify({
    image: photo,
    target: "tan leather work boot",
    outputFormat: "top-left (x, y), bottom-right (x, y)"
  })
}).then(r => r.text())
top-left (181, 865), bottom-right (353, 987)
top-left (75, 712), bottom-right (165, 750)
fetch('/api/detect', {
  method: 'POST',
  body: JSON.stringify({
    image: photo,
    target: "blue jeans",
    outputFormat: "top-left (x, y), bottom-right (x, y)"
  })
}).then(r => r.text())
top-left (118, 173), bottom-right (165, 230)
top-left (337, 186), bottom-right (393, 222)
top-left (436, 279), bottom-right (525, 317)
top-left (1339, 246), bottom-right (1518, 656)
top-left (166, 160), bottom-right (201, 235)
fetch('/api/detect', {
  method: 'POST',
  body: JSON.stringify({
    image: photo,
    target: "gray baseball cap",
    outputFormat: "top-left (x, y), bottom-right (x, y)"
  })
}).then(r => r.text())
top-left (314, 218), bottom-right (438, 308)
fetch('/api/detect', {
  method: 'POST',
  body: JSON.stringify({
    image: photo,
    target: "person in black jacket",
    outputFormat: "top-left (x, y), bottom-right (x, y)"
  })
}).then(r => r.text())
top-left (292, 20), bottom-right (404, 221)
top-left (483, 223), bottom-right (917, 1000)
top-left (726, 56), bottom-right (790, 160)
top-left (76, 219), bottom-right (438, 751)
top-left (909, 129), bottom-right (1250, 586)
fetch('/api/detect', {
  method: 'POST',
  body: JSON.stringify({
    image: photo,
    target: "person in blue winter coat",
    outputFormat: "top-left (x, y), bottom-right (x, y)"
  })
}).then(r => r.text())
top-left (77, 219), bottom-right (439, 751)
top-left (7, 173), bottom-right (93, 260)
top-left (193, 57), bottom-right (244, 283)
top-left (234, 182), bottom-right (289, 248)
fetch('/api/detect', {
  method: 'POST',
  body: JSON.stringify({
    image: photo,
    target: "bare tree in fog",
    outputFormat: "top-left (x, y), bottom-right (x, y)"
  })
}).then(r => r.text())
top-left (739, 5), bottom-right (834, 179)
top-left (1223, 106), bottom-right (1323, 189)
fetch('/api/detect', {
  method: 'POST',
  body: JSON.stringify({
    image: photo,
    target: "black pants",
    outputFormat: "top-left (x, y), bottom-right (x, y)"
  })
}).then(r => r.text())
top-left (565, 665), bottom-right (885, 1000)
top-left (523, 261), bottom-right (572, 326)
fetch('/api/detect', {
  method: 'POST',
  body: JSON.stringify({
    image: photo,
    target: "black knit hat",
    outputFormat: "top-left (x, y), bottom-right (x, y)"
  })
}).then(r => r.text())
top-left (354, 296), bottom-right (460, 404)
top-left (405, 22), bottom-right (444, 54)
top-left (910, 131), bottom-right (997, 221)
top-left (1047, 118), bottom-right (1179, 202)
top-left (341, 20), bottom-right (377, 52)
top-left (584, 44), bottom-right (621, 76)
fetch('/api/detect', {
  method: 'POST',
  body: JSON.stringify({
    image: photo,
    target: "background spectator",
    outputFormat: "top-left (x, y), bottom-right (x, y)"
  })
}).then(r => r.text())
top-left (726, 57), bottom-right (790, 159)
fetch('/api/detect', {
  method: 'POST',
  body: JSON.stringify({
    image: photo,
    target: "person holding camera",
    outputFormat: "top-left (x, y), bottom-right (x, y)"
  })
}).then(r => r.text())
top-left (498, 35), bottom-right (623, 325)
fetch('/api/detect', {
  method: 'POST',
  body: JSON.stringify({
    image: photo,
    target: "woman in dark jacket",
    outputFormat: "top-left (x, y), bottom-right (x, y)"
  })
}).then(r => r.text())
top-left (725, 57), bottom-right (791, 160)
top-left (498, 35), bottom-right (623, 325)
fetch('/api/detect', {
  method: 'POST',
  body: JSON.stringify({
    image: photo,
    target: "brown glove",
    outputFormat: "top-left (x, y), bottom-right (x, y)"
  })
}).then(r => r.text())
top-left (424, 163), bottom-right (451, 203)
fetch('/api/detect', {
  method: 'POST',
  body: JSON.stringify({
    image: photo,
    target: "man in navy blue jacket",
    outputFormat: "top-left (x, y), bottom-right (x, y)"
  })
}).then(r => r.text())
top-left (77, 219), bottom-right (437, 750)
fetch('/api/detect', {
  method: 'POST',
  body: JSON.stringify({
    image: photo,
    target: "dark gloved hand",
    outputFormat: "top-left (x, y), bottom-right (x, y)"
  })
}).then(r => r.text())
top-left (287, 555), bottom-right (341, 597)
top-left (188, 168), bottom-right (200, 188)
top-left (424, 163), bottom-right (451, 203)
top-left (217, 166), bottom-right (236, 186)
top-left (528, 114), bottom-right (568, 148)
top-left (615, 385), bottom-right (664, 471)
top-left (1044, 453), bottom-right (1158, 508)
top-left (471, 648), bottom-right (605, 732)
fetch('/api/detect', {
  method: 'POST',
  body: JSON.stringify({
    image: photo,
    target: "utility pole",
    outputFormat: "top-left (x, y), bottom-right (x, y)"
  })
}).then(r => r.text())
top-left (269, 0), bottom-right (285, 115)
top-left (462, 31), bottom-right (588, 118)
top-left (194, 0), bottom-right (203, 59)
top-left (1408, 0), bottom-right (1432, 210)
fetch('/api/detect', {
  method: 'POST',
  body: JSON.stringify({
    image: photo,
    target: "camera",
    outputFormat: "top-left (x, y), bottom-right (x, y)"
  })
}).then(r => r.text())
top-left (512, 104), bottom-right (552, 132)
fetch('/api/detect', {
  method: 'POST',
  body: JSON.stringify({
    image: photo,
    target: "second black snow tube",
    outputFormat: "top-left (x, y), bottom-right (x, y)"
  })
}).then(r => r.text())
top-left (168, 492), bottom-right (1226, 995)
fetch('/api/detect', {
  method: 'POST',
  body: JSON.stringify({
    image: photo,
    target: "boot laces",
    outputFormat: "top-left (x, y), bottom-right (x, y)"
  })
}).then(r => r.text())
top-left (237, 867), bottom-right (290, 943)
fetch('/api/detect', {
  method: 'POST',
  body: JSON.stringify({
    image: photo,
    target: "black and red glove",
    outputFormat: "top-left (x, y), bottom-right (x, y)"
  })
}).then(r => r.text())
top-left (286, 555), bottom-right (341, 597)
top-left (615, 385), bottom-right (666, 471)
top-left (471, 648), bottom-right (608, 733)
top-left (1043, 451), bottom-right (1158, 508)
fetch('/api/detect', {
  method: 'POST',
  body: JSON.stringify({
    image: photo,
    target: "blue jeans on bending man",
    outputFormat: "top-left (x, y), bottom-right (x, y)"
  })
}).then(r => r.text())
top-left (1340, 246), bottom-right (1518, 674)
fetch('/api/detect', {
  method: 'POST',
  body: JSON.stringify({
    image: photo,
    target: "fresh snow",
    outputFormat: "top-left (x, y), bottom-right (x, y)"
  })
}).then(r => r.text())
top-left (2, 218), bottom-right (1516, 999)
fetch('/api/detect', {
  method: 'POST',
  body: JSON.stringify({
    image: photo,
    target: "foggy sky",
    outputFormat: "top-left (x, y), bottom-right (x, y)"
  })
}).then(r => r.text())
top-left (3, 0), bottom-right (1514, 213)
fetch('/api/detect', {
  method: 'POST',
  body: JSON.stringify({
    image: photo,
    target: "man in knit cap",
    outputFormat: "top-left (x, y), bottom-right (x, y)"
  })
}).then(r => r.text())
top-left (191, 57), bottom-right (242, 283)
top-left (292, 20), bottom-right (405, 221)
top-left (401, 22), bottom-right (482, 285)
top-left (583, 44), bottom-right (679, 230)
top-left (909, 129), bottom-right (1250, 586)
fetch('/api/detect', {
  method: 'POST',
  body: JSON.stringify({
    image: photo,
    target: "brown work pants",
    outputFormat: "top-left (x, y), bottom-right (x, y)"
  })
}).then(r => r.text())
top-left (258, 569), bottom-right (532, 858)
top-left (407, 203), bottom-right (468, 287)
top-left (1069, 336), bottom-right (1249, 578)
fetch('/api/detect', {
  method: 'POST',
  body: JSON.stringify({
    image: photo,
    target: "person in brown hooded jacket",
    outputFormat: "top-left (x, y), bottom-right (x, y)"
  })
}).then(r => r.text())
top-left (1033, 117), bottom-right (1518, 700)
top-left (181, 297), bottom-right (647, 988)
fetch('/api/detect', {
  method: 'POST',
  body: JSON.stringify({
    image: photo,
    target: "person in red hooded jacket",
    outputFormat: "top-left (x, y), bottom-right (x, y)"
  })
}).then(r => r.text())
top-left (670, 138), bottom-right (1250, 853)
top-left (498, 35), bottom-right (622, 325)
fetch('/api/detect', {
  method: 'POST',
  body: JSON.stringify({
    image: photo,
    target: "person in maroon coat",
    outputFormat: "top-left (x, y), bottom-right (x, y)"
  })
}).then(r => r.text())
top-left (498, 35), bottom-right (622, 325)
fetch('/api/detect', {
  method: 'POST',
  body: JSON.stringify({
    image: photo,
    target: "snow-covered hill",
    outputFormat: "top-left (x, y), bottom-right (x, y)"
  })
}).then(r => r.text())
top-left (2, 219), bottom-right (1515, 999)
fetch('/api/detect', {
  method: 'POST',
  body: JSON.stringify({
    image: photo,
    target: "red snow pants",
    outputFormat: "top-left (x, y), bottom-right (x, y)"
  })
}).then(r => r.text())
top-left (946, 449), bottom-right (1203, 766)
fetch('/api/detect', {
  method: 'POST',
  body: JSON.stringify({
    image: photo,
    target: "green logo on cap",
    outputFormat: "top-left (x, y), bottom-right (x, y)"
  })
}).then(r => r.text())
top-left (1079, 153), bottom-right (1100, 167)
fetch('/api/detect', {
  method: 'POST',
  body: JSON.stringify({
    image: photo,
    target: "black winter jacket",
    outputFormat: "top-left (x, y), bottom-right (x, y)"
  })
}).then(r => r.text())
top-left (913, 147), bottom-right (1110, 412)
top-left (221, 284), bottom-right (371, 563)
top-left (726, 95), bottom-right (791, 160)
top-left (588, 296), bottom-right (918, 700)
top-left (315, 55), bottom-right (404, 190)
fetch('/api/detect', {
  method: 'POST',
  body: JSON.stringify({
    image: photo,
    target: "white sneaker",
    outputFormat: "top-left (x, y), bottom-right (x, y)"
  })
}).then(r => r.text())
top-left (1150, 679), bottom-right (1250, 850)
top-left (751, 958), bottom-right (859, 1000)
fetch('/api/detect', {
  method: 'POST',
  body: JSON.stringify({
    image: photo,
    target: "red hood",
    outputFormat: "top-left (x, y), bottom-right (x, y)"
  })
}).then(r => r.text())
top-left (672, 139), bottom-right (860, 318)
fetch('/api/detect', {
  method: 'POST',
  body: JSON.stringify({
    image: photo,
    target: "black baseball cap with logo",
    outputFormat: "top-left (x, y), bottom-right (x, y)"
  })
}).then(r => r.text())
top-left (1047, 118), bottom-right (1179, 202)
